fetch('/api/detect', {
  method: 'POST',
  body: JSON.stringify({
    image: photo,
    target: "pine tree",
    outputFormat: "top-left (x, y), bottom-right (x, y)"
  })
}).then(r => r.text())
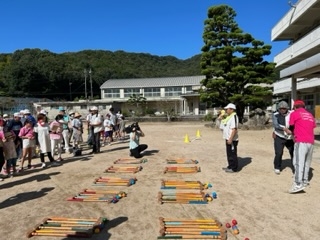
top-left (200, 5), bottom-right (275, 122)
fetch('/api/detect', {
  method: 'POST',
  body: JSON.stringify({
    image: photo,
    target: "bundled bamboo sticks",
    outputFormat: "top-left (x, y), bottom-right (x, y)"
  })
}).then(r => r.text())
top-left (158, 217), bottom-right (226, 239)
top-left (158, 192), bottom-right (212, 204)
top-left (166, 158), bottom-right (199, 164)
top-left (104, 165), bottom-right (143, 173)
top-left (163, 166), bottom-right (200, 174)
top-left (161, 180), bottom-right (212, 190)
top-left (114, 158), bottom-right (148, 164)
top-left (93, 176), bottom-right (137, 186)
top-left (67, 189), bottom-right (127, 203)
top-left (27, 217), bottom-right (107, 238)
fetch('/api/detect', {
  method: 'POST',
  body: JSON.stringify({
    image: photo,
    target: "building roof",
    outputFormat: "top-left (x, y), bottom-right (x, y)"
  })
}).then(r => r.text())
top-left (100, 76), bottom-right (205, 89)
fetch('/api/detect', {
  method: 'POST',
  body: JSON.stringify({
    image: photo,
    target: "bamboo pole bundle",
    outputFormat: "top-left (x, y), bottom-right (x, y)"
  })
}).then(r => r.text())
top-left (166, 158), bottom-right (199, 164)
top-left (163, 166), bottom-right (200, 174)
top-left (104, 165), bottom-right (143, 173)
top-left (158, 218), bottom-right (226, 240)
top-left (114, 158), bottom-right (148, 164)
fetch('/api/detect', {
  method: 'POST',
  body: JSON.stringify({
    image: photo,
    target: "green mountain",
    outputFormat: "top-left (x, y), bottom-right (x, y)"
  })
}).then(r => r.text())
top-left (0, 49), bottom-right (201, 100)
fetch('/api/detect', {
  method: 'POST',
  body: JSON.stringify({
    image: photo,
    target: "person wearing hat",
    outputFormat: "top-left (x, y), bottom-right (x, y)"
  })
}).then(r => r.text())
top-left (6, 112), bottom-right (23, 161)
top-left (285, 100), bottom-right (316, 193)
top-left (272, 101), bottom-right (294, 175)
top-left (23, 109), bottom-right (36, 127)
top-left (221, 103), bottom-right (239, 173)
top-left (71, 112), bottom-right (83, 150)
top-left (88, 106), bottom-right (103, 154)
top-left (58, 108), bottom-right (71, 154)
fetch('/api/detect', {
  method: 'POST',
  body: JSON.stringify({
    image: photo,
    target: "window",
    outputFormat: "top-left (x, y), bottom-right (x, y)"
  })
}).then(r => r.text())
top-left (144, 88), bottom-right (160, 97)
top-left (104, 89), bottom-right (120, 98)
top-left (124, 88), bottom-right (140, 98)
top-left (186, 86), bottom-right (193, 93)
top-left (165, 87), bottom-right (182, 96)
top-left (303, 94), bottom-right (314, 111)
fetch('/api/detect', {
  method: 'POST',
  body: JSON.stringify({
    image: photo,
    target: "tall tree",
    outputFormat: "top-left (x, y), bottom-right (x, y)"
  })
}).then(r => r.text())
top-left (200, 5), bottom-right (275, 122)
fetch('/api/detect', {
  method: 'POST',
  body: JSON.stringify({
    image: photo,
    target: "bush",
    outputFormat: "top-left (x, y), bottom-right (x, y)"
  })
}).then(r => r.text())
top-left (203, 112), bottom-right (214, 121)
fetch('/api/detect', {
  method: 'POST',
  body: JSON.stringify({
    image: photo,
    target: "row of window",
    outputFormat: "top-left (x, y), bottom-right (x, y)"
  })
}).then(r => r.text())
top-left (104, 87), bottom-right (193, 98)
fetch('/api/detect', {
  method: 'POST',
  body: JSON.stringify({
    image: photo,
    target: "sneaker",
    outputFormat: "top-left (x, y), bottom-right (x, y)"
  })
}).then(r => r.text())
top-left (222, 167), bottom-right (229, 171)
top-left (225, 168), bottom-right (236, 173)
top-left (289, 183), bottom-right (305, 194)
top-left (302, 181), bottom-right (310, 187)
top-left (101, 143), bottom-right (105, 147)
top-left (274, 169), bottom-right (280, 175)
top-left (50, 161), bottom-right (61, 167)
top-left (41, 163), bottom-right (46, 169)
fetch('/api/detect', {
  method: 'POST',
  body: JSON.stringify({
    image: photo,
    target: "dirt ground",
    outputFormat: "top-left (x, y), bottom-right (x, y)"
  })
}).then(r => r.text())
top-left (0, 122), bottom-right (320, 240)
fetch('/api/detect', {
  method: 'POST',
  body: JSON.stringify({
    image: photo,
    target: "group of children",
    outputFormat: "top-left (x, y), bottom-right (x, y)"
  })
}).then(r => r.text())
top-left (0, 108), bottom-right (84, 181)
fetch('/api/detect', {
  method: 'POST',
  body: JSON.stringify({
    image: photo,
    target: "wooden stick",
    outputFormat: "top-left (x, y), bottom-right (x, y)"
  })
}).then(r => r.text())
top-left (159, 218), bottom-right (220, 224)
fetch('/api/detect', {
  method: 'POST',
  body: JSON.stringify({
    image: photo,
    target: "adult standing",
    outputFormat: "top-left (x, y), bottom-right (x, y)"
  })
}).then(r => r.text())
top-left (72, 112), bottom-right (83, 150)
top-left (221, 103), bottom-right (239, 173)
top-left (272, 101), bottom-right (294, 174)
top-left (286, 100), bottom-right (316, 193)
top-left (34, 114), bottom-right (61, 168)
top-left (58, 108), bottom-right (71, 154)
top-left (89, 106), bottom-right (103, 154)
top-left (49, 115), bottom-right (64, 161)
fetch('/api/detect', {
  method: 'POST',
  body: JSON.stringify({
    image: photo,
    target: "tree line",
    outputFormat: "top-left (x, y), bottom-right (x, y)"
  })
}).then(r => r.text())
top-left (0, 49), bottom-right (202, 100)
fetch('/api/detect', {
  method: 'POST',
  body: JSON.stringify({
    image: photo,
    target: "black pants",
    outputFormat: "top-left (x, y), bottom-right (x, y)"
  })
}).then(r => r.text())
top-left (130, 144), bottom-right (148, 158)
top-left (226, 140), bottom-right (238, 171)
top-left (40, 152), bottom-right (55, 163)
top-left (273, 136), bottom-right (294, 170)
top-left (0, 147), bottom-right (5, 172)
top-left (92, 132), bottom-right (101, 153)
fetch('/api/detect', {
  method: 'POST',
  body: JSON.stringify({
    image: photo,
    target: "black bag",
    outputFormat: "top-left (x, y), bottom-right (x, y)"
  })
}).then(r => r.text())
top-left (73, 148), bottom-right (82, 156)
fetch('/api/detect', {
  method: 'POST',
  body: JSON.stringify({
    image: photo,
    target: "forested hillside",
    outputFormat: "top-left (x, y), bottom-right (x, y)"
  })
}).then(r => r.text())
top-left (0, 49), bottom-right (201, 100)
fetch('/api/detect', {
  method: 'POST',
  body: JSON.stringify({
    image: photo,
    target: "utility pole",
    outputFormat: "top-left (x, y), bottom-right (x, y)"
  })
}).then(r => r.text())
top-left (89, 68), bottom-right (93, 100)
top-left (84, 69), bottom-right (88, 100)
top-left (69, 80), bottom-right (72, 101)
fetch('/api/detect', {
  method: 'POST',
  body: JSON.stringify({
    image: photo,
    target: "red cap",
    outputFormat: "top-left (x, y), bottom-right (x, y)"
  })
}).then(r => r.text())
top-left (293, 100), bottom-right (305, 106)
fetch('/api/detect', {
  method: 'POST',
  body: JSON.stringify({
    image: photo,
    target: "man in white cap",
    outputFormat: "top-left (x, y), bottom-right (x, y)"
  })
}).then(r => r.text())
top-left (88, 106), bottom-right (103, 154)
top-left (221, 103), bottom-right (239, 173)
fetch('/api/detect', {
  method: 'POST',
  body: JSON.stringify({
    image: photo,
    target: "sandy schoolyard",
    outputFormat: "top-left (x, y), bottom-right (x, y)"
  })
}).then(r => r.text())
top-left (0, 122), bottom-right (320, 240)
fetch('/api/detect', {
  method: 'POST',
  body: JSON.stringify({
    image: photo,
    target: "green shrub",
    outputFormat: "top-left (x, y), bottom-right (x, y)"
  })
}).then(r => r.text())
top-left (203, 112), bottom-right (214, 121)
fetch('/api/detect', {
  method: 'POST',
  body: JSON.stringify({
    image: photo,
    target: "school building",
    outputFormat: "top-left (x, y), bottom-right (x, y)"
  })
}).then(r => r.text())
top-left (271, 0), bottom-right (320, 119)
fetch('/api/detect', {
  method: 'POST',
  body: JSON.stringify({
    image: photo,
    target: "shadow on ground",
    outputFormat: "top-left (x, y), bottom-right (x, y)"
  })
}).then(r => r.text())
top-left (0, 172), bottom-right (60, 190)
top-left (238, 157), bottom-right (252, 171)
top-left (0, 187), bottom-right (54, 209)
top-left (60, 216), bottom-right (129, 240)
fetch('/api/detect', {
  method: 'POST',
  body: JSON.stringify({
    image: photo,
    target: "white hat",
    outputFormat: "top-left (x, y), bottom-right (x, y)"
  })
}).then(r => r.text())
top-left (14, 112), bottom-right (21, 117)
top-left (69, 111), bottom-right (75, 115)
top-left (40, 110), bottom-right (47, 115)
top-left (90, 106), bottom-right (98, 111)
top-left (24, 109), bottom-right (31, 114)
top-left (224, 103), bottom-right (236, 110)
top-left (3, 114), bottom-right (8, 118)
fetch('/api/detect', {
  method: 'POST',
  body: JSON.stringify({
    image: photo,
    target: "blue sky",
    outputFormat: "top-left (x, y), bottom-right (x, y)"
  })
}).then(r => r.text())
top-left (1, 0), bottom-right (292, 61)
